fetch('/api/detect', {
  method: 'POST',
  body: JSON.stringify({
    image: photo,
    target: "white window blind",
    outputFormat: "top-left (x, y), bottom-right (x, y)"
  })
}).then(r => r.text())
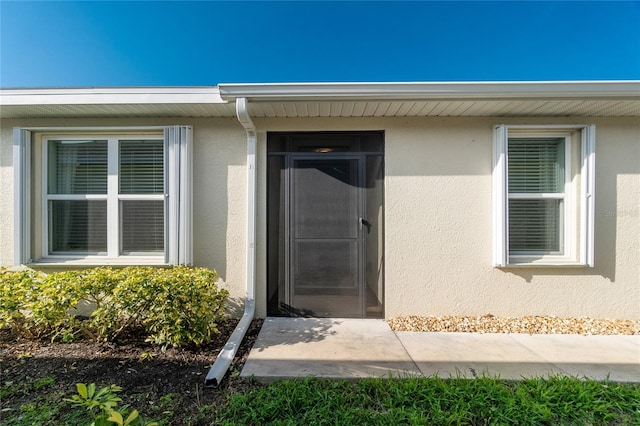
top-left (508, 138), bottom-right (565, 254)
top-left (507, 138), bottom-right (564, 193)
top-left (49, 200), bottom-right (108, 254)
top-left (48, 140), bottom-right (108, 194)
top-left (121, 200), bottom-right (164, 253)
top-left (119, 139), bottom-right (165, 254)
top-left (508, 199), bottom-right (562, 253)
top-left (47, 140), bottom-right (109, 254)
top-left (119, 139), bottom-right (164, 194)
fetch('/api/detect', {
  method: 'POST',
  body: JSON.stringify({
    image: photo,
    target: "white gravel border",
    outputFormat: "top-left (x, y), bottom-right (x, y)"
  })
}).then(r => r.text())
top-left (388, 315), bottom-right (640, 335)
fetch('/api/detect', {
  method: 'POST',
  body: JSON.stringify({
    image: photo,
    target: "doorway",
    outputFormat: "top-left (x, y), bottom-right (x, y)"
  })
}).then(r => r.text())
top-left (267, 132), bottom-right (384, 318)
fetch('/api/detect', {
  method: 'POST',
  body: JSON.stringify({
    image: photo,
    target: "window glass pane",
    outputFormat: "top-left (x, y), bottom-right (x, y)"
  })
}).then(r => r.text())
top-left (121, 200), bottom-right (164, 253)
top-left (119, 140), bottom-right (164, 194)
top-left (509, 199), bottom-right (562, 253)
top-left (48, 140), bottom-right (108, 194)
top-left (49, 200), bottom-right (107, 253)
top-left (508, 138), bottom-right (564, 193)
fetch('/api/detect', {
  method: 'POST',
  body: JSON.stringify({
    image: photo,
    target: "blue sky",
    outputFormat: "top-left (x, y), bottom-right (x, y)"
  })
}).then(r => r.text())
top-left (1, 1), bottom-right (639, 87)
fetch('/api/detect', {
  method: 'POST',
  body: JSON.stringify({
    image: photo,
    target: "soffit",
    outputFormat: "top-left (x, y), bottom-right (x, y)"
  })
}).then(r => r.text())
top-left (3, 99), bottom-right (638, 119)
top-left (222, 81), bottom-right (640, 117)
top-left (0, 103), bottom-right (237, 118)
top-left (246, 99), bottom-right (640, 117)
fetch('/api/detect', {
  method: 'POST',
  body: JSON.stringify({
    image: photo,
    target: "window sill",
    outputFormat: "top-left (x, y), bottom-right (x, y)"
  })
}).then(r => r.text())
top-left (502, 258), bottom-right (590, 268)
top-left (27, 257), bottom-right (169, 267)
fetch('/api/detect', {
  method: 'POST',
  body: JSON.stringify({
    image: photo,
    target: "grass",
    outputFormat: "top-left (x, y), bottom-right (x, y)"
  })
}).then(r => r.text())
top-left (215, 376), bottom-right (640, 426)
top-left (1, 377), bottom-right (88, 425)
top-left (1, 376), bottom-right (639, 425)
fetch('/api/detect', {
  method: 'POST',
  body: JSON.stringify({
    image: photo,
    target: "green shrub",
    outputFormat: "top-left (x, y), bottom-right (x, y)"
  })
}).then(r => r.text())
top-left (28, 270), bottom-right (85, 340)
top-left (93, 266), bottom-right (228, 347)
top-left (0, 268), bottom-right (44, 336)
top-left (0, 266), bottom-right (228, 347)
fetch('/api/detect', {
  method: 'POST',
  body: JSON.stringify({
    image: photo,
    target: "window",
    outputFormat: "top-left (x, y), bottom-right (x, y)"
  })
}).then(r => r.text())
top-left (493, 125), bottom-right (595, 266)
top-left (13, 126), bottom-right (192, 265)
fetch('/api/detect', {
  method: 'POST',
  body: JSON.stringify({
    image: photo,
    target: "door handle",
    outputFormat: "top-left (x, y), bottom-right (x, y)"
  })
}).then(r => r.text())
top-left (360, 218), bottom-right (372, 234)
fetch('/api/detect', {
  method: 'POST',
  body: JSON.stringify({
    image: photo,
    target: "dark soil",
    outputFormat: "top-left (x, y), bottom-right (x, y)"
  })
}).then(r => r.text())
top-left (0, 319), bottom-right (264, 425)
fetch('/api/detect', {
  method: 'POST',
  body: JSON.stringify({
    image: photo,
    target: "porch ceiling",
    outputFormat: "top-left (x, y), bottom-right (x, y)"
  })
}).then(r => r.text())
top-left (246, 99), bottom-right (640, 118)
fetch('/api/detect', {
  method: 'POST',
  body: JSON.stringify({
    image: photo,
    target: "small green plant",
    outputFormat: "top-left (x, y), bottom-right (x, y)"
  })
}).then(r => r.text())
top-left (138, 351), bottom-right (155, 362)
top-left (33, 376), bottom-right (56, 390)
top-left (64, 383), bottom-right (158, 426)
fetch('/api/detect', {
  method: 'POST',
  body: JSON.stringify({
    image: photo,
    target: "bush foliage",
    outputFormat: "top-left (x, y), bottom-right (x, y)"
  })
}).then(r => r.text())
top-left (0, 266), bottom-right (228, 347)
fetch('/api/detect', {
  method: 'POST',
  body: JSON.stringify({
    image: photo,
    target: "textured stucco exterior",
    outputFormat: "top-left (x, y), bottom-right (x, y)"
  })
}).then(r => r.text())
top-left (1, 115), bottom-right (638, 319)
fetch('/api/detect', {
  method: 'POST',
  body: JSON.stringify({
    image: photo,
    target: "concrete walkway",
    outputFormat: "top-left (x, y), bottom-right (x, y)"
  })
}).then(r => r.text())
top-left (241, 318), bottom-right (640, 382)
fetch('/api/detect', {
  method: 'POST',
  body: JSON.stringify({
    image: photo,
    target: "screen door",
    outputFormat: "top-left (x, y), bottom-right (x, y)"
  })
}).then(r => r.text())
top-left (290, 156), bottom-right (363, 317)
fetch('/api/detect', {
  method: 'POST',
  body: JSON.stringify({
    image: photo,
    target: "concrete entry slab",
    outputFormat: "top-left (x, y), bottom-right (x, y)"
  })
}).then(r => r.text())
top-left (241, 318), bottom-right (420, 380)
top-left (508, 334), bottom-right (640, 382)
top-left (242, 319), bottom-right (640, 383)
top-left (396, 332), bottom-right (565, 380)
top-left (397, 332), bottom-right (640, 382)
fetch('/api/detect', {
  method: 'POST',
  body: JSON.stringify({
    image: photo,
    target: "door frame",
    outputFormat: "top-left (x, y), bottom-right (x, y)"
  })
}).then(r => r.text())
top-left (266, 131), bottom-right (385, 318)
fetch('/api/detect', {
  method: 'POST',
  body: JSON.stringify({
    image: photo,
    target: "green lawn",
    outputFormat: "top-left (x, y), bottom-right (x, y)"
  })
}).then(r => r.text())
top-left (2, 376), bottom-right (639, 425)
top-left (216, 376), bottom-right (640, 425)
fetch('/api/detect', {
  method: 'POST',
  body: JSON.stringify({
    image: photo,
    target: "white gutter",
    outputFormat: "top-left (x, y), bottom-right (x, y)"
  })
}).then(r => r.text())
top-left (0, 86), bottom-right (226, 105)
top-left (204, 97), bottom-right (257, 388)
top-left (218, 81), bottom-right (640, 101)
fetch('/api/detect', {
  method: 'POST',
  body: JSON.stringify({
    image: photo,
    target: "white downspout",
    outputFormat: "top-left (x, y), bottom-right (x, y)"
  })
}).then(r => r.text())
top-left (205, 97), bottom-right (257, 387)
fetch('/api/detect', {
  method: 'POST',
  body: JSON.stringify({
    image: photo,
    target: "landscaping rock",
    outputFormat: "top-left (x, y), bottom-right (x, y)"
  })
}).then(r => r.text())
top-left (388, 315), bottom-right (640, 335)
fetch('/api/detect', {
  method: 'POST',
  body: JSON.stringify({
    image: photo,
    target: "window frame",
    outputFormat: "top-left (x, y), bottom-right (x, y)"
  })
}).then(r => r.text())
top-left (507, 132), bottom-right (571, 259)
top-left (13, 126), bottom-right (192, 266)
top-left (493, 124), bottom-right (595, 267)
top-left (41, 134), bottom-right (166, 260)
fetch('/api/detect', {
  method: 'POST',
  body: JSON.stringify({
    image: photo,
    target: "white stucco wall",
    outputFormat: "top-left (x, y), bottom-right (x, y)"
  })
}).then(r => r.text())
top-left (2, 115), bottom-right (638, 319)
top-left (0, 124), bottom-right (15, 265)
top-left (384, 117), bottom-right (639, 319)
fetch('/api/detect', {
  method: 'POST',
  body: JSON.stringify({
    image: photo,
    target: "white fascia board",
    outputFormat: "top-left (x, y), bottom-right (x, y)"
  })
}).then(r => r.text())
top-left (0, 86), bottom-right (226, 106)
top-left (218, 81), bottom-right (640, 101)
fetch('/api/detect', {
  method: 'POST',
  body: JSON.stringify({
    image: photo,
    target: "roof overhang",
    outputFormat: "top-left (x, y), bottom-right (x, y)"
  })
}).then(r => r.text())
top-left (218, 81), bottom-right (640, 101)
top-left (2, 81), bottom-right (639, 118)
top-left (0, 86), bottom-right (235, 118)
top-left (217, 81), bottom-right (640, 118)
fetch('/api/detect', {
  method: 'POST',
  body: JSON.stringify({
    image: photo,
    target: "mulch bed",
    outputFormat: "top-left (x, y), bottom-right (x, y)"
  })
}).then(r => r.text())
top-left (0, 319), bottom-right (263, 423)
